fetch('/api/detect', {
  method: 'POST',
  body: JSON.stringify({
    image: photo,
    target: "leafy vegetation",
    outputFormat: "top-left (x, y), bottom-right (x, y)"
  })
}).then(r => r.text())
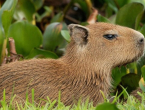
top-left (0, 0), bottom-right (145, 109)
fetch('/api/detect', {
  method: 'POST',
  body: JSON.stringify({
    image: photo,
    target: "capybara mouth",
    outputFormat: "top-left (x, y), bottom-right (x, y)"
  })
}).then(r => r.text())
top-left (117, 60), bottom-right (135, 68)
top-left (116, 51), bottom-right (144, 68)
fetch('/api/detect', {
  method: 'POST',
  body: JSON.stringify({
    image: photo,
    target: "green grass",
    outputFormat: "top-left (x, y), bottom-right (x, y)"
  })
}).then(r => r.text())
top-left (117, 92), bottom-right (145, 110)
top-left (0, 89), bottom-right (145, 110)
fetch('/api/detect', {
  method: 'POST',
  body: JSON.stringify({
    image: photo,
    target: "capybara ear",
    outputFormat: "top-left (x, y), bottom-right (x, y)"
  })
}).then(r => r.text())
top-left (68, 24), bottom-right (89, 45)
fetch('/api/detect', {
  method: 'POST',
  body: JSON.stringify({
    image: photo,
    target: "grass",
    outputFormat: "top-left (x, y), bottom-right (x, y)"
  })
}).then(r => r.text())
top-left (0, 89), bottom-right (145, 110)
top-left (117, 92), bottom-right (145, 110)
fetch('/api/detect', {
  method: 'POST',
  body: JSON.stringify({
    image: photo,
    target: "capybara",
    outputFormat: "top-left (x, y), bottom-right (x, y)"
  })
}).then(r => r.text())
top-left (0, 22), bottom-right (144, 106)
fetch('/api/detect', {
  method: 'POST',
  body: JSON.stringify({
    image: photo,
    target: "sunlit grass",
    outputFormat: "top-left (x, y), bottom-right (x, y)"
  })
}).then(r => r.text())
top-left (117, 92), bottom-right (145, 110)
top-left (0, 90), bottom-right (95, 110)
top-left (0, 89), bottom-right (145, 110)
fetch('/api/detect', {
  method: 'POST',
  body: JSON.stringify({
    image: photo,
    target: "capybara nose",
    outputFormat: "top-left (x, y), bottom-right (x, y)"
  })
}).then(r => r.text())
top-left (136, 31), bottom-right (144, 45)
top-left (138, 38), bottom-right (144, 44)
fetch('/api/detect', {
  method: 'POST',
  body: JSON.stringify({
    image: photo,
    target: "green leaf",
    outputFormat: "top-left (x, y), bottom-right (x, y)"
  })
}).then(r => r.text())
top-left (109, 15), bottom-right (117, 24)
top-left (19, 0), bottom-right (36, 22)
top-left (30, 0), bottom-right (43, 10)
top-left (80, 22), bottom-right (89, 26)
top-left (35, 6), bottom-right (52, 22)
top-left (116, 0), bottom-right (130, 7)
top-left (139, 78), bottom-right (145, 92)
top-left (105, 6), bottom-right (114, 18)
top-left (0, 0), bottom-right (18, 64)
top-left (0, 0), bottom-right (17, 14)
top-left (26, 48), bottom-right (58, 59)
top-left (96, 102), bottom-right (119, 110)
top-left (121, 73), bottom-right (140, 93)
top-left (43, 22), bottom-right (67, 52)
top-left (50, 12), bottom-right (64, 23)
top-left (127, 62), bottom-right (137, 74)
top-left (61, 30), bottom-right (71, 42)
top-left (2, 10), bottom-right (14, 36)
top-left (116, 2), bottom-right (144, 29)
top-left (13, 8), bottom-right (25, 21)
top-left (0, 0), bottom-right (18, 36)
top-left (140, 24), bottom-right (145, 36)
top-left (141, 66), bottom-right (145, 81)
top-left (106, 0), bottom-right (118, 13)
top-left (0, 28), bottom-right (5, 64)
top-left (97, 14), bottom-right (111, 23)
top-left (112, 66), bottom-right (127, 88)
top-left (128, 0), bottom-right (145, 7)
top-left (8, 21), bottom-right (42, 56)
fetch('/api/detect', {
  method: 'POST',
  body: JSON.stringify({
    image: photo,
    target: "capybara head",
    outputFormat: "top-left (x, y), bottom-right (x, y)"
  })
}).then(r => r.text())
top-left (67, 22), bottom-right (144, 71)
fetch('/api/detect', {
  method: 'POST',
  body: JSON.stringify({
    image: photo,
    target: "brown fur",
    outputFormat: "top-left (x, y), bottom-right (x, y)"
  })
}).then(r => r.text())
top-left (0, 22), bottom-right (144, 106)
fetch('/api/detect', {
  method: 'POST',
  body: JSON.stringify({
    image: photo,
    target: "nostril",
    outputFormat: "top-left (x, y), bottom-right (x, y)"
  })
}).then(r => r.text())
top-left (139, 38), bottom-right (144, 43)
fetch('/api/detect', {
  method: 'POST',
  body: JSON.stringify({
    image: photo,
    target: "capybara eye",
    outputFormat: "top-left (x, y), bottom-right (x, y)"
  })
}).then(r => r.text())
top-left (103, 34), bottom-right (118, 40)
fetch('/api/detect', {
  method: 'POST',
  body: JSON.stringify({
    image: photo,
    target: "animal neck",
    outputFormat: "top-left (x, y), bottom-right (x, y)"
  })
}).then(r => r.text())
top-left (61, 43), bottom-right (113, 95)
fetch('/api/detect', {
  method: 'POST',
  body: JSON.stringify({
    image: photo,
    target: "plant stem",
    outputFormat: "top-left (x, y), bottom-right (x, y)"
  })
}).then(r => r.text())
top-left (85, 0), bottom-right (93, 14)
top-left (1, 38), bottom-right (7, 65)
top-left (63, 0), bottom-right (74, 16)
top-left (9, 38), bottom-right (17, 62)
top-left (65, 15), bottom-right (81, 24)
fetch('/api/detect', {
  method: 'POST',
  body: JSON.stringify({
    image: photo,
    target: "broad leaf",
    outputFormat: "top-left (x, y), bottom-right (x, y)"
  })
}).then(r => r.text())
top-left (116, 2), bottom-right (144, 29)
top-left (50, 12), bottom-right (64, 23)
top-left (2, 10), bottom-right (15, 36)
top-left (8, 21), bottom-right (42, 56)
top-left (19, 0), bottom-right (36, 22)
top-left (112, 66), bottom-right (127, 88)
top-left (128, 0), bottom-right (145, 7)
top-left (139, 77), bottom-right (145, 92)
top-left (35, 6), bottom-right (52, 22)
top-left (0, 0), bottom-right (18, 35)
top-left (43, 22), bottom-right (67, 52)
top-left (80, 22), bottom-right (89, 26)
top-left (61, 30), bottom-right (71, 42)
top-left (0, 0), bottom-right (18, 64)
top-left (127, 62), bottom-right (137, 74)
top-left (30, 0), bottom-right (43, 10)
top-left (97, 14), bottom-right (111, 23)
top-left (96, 102), bottom-right (119, 110)
top-left (141, 66), bottom-right (145, 81)
top-left (121, 73), bottom-right (140, 93)
top-left (26, 48), bottom-right (58, 59)
top-left (116, 0), bottom-right (130, 7)
top-left (105, 0), bottom-right (118, 13)
top-left (140, 24), bottom-right (145, 36)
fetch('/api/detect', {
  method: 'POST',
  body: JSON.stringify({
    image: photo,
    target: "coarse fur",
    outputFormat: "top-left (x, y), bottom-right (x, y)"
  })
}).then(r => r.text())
top-left (0, 22), bottom-right (144, 106)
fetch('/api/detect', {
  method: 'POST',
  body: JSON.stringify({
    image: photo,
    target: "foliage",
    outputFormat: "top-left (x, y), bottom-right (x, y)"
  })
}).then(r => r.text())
top-left (0, 0), bottom-right (145, 109)
top-left (117, 92), bottom-right (145, 110)
top-left (0, 0), bottom-right (18, 64)
top-left (116, 2), bottom-right (144, 29)
top-left (1, 89), bottom-right (145, 110)
top-left (96, 103), bottom-right (119, 110)
top-left (42, 22), bottom-right (68, 55)
top-left (8, 20), bottom-right (43, 56)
